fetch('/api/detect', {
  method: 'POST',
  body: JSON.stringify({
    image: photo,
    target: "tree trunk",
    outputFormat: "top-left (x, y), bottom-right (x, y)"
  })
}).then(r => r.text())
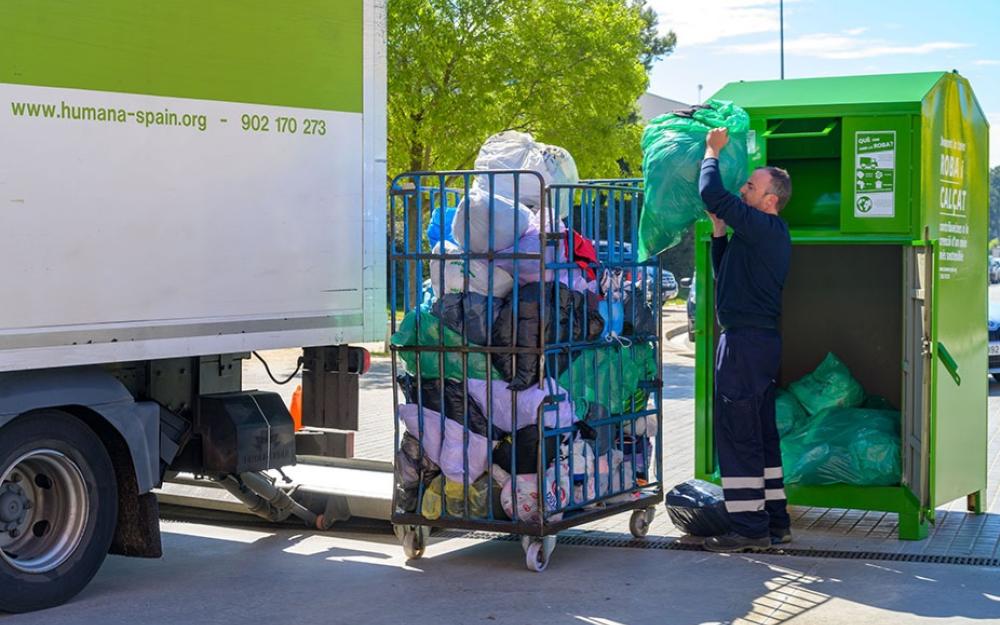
top-left (404, 141), bottom-right (426, 309)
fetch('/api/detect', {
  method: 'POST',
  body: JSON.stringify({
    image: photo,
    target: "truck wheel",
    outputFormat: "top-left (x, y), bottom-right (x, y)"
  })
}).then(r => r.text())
top-left (0, 411), bottom-right (117, 613)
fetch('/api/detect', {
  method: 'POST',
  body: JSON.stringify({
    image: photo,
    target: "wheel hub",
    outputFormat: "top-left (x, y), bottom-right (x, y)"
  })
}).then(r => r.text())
top-left (0, 450), bottom-right (89, 574)
top-left (0, 484), bottom-right (29, 526)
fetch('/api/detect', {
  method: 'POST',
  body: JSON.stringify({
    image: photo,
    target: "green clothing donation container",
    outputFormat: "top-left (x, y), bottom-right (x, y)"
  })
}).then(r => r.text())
top-left (693, 72), bottom-right (989, 539)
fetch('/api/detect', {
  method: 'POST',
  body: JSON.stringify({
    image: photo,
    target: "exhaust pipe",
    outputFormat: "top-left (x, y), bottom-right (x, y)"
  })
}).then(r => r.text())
top-left (211, 472), bottom-right (330, 529)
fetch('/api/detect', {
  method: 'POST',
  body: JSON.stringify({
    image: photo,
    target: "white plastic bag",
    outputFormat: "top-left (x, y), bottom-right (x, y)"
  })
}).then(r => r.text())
top-left (430, 241), bottom-right (514, 299)
top-left (451, 185), bottom-right (533, 253)
top-left (472, 131), bottom-right (579, 217)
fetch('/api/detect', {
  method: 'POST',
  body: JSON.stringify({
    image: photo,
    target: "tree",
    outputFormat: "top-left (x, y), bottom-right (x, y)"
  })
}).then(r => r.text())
top-left (990, 166), bottom-right (1000, 244)
top-left (387, 0), bottom-right (675, 179)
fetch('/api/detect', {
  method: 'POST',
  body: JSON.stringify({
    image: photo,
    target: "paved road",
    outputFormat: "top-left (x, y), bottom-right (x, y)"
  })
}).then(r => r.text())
top-left (6, 520), bottom-right (999, 625)
top-left (8, 304), bottom-right (996, 624)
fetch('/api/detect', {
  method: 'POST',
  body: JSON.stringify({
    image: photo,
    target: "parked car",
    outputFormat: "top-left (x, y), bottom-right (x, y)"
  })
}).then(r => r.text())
top-left (595, 240), bottom-right (677, 306)
top-left (681, 273), bottom-right (696, 343)
top-left (989, 296), bottom-right (1000, 382)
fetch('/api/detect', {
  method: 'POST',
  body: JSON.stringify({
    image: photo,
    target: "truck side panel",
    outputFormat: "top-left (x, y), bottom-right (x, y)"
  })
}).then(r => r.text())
top-left (0, 0), bottom-right (384, 370)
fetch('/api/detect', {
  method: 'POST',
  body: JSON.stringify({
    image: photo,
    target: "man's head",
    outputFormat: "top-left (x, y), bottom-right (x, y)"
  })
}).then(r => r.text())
top-left (740, 166), bottom-right (792, 215)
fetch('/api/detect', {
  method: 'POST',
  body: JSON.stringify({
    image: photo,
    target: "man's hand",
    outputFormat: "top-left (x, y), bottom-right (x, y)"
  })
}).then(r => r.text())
top-left (704, 127), bottom-right (729, 159)
top-left (706, 210), bottom-right (727, 237)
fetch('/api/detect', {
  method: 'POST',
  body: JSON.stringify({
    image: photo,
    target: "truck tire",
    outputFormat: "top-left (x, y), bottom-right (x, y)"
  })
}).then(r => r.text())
top-left (0, 410), bottom-right (118, 613)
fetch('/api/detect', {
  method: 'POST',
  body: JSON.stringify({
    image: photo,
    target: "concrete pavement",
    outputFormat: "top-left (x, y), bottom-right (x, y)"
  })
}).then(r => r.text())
top-left (5, 519), bottom-right (999, 625)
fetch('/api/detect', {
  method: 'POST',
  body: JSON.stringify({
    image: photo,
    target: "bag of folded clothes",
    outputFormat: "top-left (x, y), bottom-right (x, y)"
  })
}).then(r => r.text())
top-left (664, 479), bottom-right (731, 537)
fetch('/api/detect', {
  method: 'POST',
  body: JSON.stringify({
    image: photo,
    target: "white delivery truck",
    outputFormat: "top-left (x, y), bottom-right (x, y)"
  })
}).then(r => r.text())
top-left (0, 0), bottom-right (386, 612)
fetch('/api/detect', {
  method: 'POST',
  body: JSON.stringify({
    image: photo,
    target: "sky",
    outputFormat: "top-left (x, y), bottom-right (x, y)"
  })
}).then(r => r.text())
top-left (646, 0), bottom-right (999, 167)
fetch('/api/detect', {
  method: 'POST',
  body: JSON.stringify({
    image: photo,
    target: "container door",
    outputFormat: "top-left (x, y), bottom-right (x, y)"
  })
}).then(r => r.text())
top-left (924, 75), bottom-right (989, 508)
top-left (902, 246), bottom-right (931, 513)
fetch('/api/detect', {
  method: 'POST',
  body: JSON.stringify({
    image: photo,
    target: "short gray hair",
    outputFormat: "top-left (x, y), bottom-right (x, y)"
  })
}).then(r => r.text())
top-left (760, 166), bottom-right (792, 212)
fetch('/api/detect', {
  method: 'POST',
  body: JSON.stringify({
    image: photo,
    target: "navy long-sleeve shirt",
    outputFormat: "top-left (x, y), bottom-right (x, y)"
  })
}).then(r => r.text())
top-left (699, 158), bottom-right (790, 331)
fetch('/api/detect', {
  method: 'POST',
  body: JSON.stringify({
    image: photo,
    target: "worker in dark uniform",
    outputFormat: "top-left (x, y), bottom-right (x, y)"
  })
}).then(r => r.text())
top-left (699, 127), bottom-right (793, 553)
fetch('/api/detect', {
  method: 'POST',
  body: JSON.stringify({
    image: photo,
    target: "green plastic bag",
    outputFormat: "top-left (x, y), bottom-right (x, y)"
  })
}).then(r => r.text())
top-left (638, 100), bottom-right (750, 261)
top-left (787, 352), bottom-right (865, 416)
top-left (391, 311), bottom-right (502, 380)
top-left (780, 407), bottom-right (901, 486)
top-left (775, 388), bottom-right (807, 436)
top-left (558, 342), bottom-right (657, 418)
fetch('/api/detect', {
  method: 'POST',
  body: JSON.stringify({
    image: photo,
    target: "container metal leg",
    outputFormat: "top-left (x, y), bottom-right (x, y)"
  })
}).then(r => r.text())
top-left (898, 507), bottom-right (930, 540)
top-left (967, 491), bottom-right (983, 515)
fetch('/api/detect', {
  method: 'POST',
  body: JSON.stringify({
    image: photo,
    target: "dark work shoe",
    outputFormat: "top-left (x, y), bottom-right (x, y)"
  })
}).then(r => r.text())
top-left (770, 528), bottom-right (792, 545)
top-left (703, 532), bottom-right (771, 553)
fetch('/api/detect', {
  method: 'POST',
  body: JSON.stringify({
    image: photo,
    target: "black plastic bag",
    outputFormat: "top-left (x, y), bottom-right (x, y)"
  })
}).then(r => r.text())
top-left (394, 432), bottom-right (441, 514)
top-left (431, 292), bottom-right (501, 347)
top-left (493, 426), bottom-right (559, 475)
top-left (396, 375), bottom-right (503, 439)
top-left (665, 479), bottom-right (731, 537)
top-left (492, 282), bottom-right (603, 390)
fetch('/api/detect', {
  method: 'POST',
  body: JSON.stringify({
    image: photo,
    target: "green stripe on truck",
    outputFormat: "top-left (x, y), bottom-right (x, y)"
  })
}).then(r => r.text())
top-left (0, 0), bottom-right (363, 113)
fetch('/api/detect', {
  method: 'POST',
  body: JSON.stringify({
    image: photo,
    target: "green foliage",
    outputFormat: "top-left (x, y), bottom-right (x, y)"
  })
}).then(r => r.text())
top-left (387, 0), bottom-right (675, 180)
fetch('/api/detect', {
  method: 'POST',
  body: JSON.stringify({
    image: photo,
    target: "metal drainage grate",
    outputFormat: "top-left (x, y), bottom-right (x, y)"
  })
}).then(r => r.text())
top-left (436, 530), bottom-right (1000, 568)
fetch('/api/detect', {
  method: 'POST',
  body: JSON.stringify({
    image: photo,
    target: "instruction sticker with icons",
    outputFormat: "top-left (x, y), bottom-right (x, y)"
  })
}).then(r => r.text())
top-left (854, 131), bottom-right (896, 217)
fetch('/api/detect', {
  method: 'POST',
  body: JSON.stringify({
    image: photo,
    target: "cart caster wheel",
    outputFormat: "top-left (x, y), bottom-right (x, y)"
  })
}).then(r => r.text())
top-left (629, 508), bottom-right (655, 538)
top-left (525, 541), bottom-right (548, 572)
top-left (522, 536), bottom-right (556, 573)
top-left (398, 525), bottom-right (428, 560)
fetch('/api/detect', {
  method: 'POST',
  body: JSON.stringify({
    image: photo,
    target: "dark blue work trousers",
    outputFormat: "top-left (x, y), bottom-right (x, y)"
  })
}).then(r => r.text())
top-left (714, 327), bottom-right (791, 539)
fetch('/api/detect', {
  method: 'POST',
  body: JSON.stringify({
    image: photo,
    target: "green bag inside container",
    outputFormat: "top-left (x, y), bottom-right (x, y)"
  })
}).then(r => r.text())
top-left (780, 407), bottom-right (901, 486)
top-left (787, 352), bottom-right (865, 416)
top-left (638, 99), bottom-right (750, 261)
top-left (558, 342), bottom-right (657, 418)
top-left (775, 388), bottom-right (807, 436)
top-left (391, 311), bottom-right (502, 380)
